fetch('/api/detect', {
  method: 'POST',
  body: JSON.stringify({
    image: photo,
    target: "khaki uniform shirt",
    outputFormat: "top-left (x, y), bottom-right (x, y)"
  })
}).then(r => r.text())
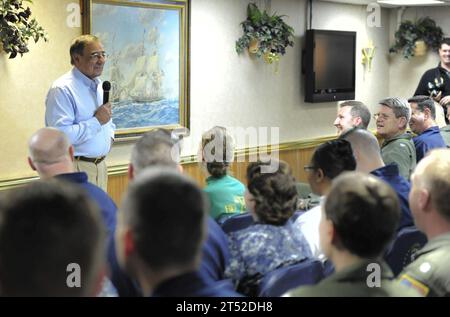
top-left (398, 232), bottom-right (450, 297)
top-left (284, 260), bottom-right (420, 297)
top-left (381, 132), bottom-right (416, 180)
top-left (440, 125), bottom-right (450, 148)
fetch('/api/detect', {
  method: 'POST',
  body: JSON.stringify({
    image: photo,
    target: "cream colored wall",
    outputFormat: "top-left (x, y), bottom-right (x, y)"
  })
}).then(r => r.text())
top-left (185, 0), bottom-right (391, 156)
top-left (0, 0), bottom-right (80, 180)
top-left (0, 0), bottom-right (393, 182)
top-left (388, 6), bottom-right (450, 98)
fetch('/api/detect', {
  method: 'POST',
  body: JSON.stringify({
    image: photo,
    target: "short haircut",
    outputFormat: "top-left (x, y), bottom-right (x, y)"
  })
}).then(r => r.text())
top-left (246, 160), bottom-right (298, 225)
top-left (325, 172), bottom-right (400, 258)
top-left (340, 127), bottom-right (381, 158)
top-left (440, 37), bottom-right (450, 48)
top-left (408, 95), bottom-right (436, 120)
top-left (130, 129), bottom-right (180, 175)
top-left (122, 168), bottom-right (206, 271)
top-left (70, 34), bottom-right (100, 65)
top-left (201, 126), bottom-right (235, 178)
top-left (339, 100), bottom-right (371, 129)
top-left (417, 149), bottom-right (450, 222)
top-left (311, 139), bottom-right (356, 180)
top-left (0, 180), bottom-right (105, 296)
top-left (379, 97), bottom-right (411, 124)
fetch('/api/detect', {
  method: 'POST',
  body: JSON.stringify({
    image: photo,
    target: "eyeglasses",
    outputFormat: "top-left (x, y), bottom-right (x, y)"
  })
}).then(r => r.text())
top-left (373, 113), bottom-right (391, 120)
top-left (89, 51), bottom-right (108, 61)
top-left (304, 165), bottom-right (317, 172)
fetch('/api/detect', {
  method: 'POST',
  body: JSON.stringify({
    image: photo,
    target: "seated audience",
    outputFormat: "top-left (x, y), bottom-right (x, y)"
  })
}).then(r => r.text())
top-left (200, 126), bottom-right (246, 223)
top-left (294, 139), bottom-right (356, 258)
top-left (27, 127), bottom-right (117, 236)
top-left (440, 105), bottom-right (450, 147)
top-left (284, 172), bottom-right (420, 297)
top-left (333, 100), bottom-right (371, 136)
top-left (375, 97), bottom-right (416, 179)
top-left (129, 129), bottom-right (231, 283)
top-left (115, 168), bottom-right (240, 297)
top-left (408, 95), bottom-right (446, 162)
top-left (341, 128), bottom-right (414, 230)
top-left (398, 149), bottom-right (450, 296)
top-left (224, 160), bottom-right (312, 296)
top-left (0, 180), bottom-right (106, 296)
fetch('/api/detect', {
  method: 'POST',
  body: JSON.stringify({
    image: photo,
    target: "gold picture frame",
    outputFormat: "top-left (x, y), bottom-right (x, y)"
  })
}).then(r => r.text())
top-left (82, 0), bottom-right (189, 140)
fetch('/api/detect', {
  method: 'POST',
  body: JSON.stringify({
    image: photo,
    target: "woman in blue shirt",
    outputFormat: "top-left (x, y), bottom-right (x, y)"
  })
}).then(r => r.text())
top-left (224, 160), bottom-right (312, 296)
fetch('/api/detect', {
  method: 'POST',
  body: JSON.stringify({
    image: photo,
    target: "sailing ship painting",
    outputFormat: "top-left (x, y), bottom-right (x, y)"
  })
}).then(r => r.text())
top-left (91, 1), bottom-right (182, 133)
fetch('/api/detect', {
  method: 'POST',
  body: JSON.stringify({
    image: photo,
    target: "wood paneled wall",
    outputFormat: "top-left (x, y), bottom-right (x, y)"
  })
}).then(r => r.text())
top-left (0, 136), bottom-right (335, 206)
top-left (107, 143), bottom-right (322, 206)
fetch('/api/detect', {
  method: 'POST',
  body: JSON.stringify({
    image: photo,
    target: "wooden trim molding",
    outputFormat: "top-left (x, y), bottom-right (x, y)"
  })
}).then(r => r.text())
top-left (0, 134), bottom-right (336, 194)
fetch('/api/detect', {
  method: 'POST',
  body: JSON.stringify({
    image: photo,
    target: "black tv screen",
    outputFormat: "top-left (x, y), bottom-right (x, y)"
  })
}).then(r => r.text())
top-left (304, 30), bottom-right (356, 103)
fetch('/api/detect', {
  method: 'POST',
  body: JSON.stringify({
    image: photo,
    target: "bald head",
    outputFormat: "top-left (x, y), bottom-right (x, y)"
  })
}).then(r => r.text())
top-left (340, 128), bottom-right (384, 172)
top-left (412, 149), bottom-right (450, 222)
top-left (28, 128), bottom-right (74, 177)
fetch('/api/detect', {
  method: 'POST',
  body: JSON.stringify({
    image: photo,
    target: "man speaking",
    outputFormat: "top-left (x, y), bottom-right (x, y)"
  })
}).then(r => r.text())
top-left (45, 35), bottom-right (115, 191)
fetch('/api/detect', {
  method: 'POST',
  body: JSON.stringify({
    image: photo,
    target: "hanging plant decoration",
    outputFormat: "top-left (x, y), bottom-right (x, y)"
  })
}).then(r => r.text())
top-left (0, 0), bottom-right (48, 59)
top-left (236, 3), bottom-right (294, 65)
top-left (389, 16), bottom-right (443, 59)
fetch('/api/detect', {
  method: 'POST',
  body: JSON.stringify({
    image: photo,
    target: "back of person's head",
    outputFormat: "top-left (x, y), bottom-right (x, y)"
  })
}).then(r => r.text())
top-left (412, 149), bottom-right (450, 223)
top-left (0, 180), bottom-right (105, 296)
top-left (324, 172), bottom-right (400, 258)
top-left (378, 97), bottom-right (411, 130)
top-left (130, 129), bottom-right (180, 175)
top-left (201, 126), bottom-right (235, 178)
top-left (408, 95), bottom-right (436, 120)
top-left (70, 34), bottom-right (100, 65)
top-left (121, 167), bottom-right (206, 272)
top-left (311, 139), bottom-right (356, 180)
top-left (339, 101), bottom-right (371, 129)
top-left (246, 160), bottom-right (297, 225)
top-left (340, 127), bottom-right (381, 160)
top-left (28, 127), bottom-right (71, 166)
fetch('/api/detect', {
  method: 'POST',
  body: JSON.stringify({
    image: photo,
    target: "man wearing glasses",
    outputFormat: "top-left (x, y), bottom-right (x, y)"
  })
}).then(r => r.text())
top-left (375, 97), bottom-right (416, 180)
top-left (45, 35), bottom-right (115, 191)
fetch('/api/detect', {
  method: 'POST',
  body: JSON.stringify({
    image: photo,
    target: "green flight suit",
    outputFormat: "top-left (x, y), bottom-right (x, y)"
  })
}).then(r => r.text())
top-left (440, 125), bottom-right (450, 148)
top-left (398, 232), bottom-right (450, 297)
top-left (381, 133), bottom-right (416, 180)
top-left (284, 260), bottom-right (420, 297)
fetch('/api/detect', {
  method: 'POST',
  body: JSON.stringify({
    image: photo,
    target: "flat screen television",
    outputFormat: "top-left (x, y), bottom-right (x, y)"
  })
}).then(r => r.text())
top-left (303, 29), bottom-right (356, 103)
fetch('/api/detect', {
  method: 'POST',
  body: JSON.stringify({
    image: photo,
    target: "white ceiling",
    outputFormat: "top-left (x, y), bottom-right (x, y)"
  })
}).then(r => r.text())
top-left (318, 0), bottom-right (450, 6)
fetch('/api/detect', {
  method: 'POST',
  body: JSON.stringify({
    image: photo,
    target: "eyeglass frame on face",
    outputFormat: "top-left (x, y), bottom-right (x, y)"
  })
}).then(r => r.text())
top-left (304, 165), bottom-right (317, 172)
top-left (373, 113), bottom-right (391, 121)
top-left (88, 51), bottom-right (108, 61)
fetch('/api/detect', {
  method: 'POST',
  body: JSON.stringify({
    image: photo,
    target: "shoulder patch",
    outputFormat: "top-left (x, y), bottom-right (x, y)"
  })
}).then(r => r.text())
top-left (398, 274), bottom-right (430, 296)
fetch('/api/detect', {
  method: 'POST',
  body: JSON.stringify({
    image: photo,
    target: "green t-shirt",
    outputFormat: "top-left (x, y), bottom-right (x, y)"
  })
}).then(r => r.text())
top-left (204, 175), bottom-right (246, 221)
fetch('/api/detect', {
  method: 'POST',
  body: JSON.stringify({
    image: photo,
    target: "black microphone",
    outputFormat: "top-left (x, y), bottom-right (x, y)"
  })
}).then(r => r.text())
top-left (102, 81), bottom-right (111, 104)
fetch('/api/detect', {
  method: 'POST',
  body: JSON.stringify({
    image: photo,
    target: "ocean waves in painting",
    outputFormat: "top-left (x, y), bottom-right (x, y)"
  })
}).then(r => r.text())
top-left (112, 99), bottom-right (179, 129)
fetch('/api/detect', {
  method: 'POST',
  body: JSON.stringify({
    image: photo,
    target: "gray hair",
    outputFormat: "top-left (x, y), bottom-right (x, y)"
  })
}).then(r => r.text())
top-left (69, 34), bottom-right (100, 65)
top-left (130, 129), bottom-right (180, 175)
top-left (379, 97), bottom-right (411, 128)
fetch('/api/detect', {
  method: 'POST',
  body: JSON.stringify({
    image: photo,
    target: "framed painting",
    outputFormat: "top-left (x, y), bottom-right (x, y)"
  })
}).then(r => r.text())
top-left (82, 0), bottom-right (189, 139)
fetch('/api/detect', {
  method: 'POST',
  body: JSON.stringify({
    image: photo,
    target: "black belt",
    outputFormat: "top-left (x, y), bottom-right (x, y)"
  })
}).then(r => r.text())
top-left (75, 156), bottom-right (106, 164)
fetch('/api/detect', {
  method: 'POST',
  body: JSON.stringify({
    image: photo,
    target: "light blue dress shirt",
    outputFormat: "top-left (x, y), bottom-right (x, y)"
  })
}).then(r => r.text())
top-left (45, 67), bottom-right (115, 157)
